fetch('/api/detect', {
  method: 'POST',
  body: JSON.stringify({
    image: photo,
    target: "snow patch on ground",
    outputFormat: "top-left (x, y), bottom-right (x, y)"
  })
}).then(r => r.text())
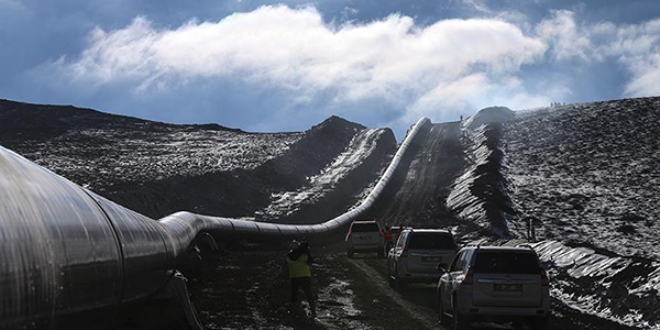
top-left (450, 99), bottom-right (660, 329)
top-left (502, 98), bottom-right (660, 329)
top-left (259, 129), bottom-right (386, 220)
top-left (534, 240), bottom-right (660, 329)
top-left (447, 123), bottom-right (514, 237)
top-left (15, 126), bottom-right (302, 191)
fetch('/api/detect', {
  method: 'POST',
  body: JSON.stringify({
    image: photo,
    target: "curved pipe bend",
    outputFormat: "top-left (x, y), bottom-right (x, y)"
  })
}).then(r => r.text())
top-left (0, 117), bottom-right (430, 328)
top-left (158, 117), bottom-right (431, 256)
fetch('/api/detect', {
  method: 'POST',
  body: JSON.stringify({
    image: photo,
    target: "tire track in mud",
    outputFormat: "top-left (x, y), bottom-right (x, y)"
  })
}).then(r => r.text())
top-left (188, 249), bottom-right (638, 330)
top-left (345, 255), bottom-right (640, 330)
top-left (364, 122), bottom-right (465, 227)
top-left (345, 256), bottom-right (440, 330)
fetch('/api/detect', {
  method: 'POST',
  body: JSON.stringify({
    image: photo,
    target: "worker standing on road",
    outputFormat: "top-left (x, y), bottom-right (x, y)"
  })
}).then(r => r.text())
top-left (286, 240), bottom-right (317, 318)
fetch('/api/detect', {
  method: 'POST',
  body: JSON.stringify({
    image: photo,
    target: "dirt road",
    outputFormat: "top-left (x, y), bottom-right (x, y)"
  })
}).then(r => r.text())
top-left (188, 249), bottom-right (638, 330)
top-left (362, 122), bottom-right (466, 227)
top-left (185, 119), bottom-right (640, 330)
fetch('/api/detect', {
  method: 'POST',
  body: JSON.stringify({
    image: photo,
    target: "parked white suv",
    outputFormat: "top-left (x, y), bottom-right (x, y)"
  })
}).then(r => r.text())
top-left (387, 228), bottom-right (457, 288)
top-left (345, 220), bottom-right (385, 258)
top-left (437, 245), bottom-right (550, 330)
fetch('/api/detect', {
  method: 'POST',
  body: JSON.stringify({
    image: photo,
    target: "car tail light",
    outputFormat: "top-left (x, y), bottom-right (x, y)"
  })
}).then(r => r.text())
top-left (540, 269), bottom-right (549, 287)
top-left (461, 267), bottom-right (474, 285)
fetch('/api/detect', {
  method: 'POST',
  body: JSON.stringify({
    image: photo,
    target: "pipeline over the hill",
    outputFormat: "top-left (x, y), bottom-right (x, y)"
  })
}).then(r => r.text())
top-left (0, 117), bottom-right (430, 329)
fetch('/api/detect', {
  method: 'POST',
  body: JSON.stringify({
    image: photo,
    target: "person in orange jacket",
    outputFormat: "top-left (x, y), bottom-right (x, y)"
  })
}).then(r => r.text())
top-left (287, 240), bottom-right (317, 318)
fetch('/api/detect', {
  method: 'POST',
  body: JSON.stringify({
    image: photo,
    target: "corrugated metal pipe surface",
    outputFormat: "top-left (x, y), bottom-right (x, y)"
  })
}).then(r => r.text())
top-left (0, 117), bottom-right (429, 329)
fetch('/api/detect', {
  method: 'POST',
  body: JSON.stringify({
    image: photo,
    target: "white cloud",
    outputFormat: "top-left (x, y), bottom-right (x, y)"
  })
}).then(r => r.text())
top-left (620, 51), bottom-right (660, 97)
top-left (402, 73), bottom-right (554, 125)
top-left (45, 5), bottom-right (550, 126)
top-left (42, 4), bottom-right (660, 132)
top-left (533, 10), bottom-right (660, 98)
top-left (597, 18), bottom-right (660, 97)
top-left (536, 10), bottom-right (596, 61)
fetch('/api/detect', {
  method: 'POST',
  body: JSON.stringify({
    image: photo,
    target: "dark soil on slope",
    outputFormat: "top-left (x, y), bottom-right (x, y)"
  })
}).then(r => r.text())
top-left (363, 122), bottom-right (467, 229)
top-left (0, 100), bottom-right (395, 220)
top-left (2, 97), bottom-right (656, 329)
top-left (185, 248), bottom-right (639, 330)
top-left (503, 97), bottom-right (660, 249)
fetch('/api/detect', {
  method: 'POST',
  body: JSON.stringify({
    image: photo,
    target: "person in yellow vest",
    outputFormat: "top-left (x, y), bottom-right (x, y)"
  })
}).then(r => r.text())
top-left (287, 240), bottom-right (317, 318)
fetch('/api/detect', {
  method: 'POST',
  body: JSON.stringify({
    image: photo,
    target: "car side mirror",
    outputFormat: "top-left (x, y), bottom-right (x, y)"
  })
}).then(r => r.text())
top-left (437, 263), bottom-right (448, 273)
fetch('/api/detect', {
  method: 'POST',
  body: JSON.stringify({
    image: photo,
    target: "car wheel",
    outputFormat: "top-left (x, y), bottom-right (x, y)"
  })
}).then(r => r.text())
top-left (452, 298), bottom-right (470, 330)
top-left (394, 266), bottom-right (405, 290)
top-left (438, 290), bottom-right (450, 326)
top-left (387, 260), bottom-right (396, 288)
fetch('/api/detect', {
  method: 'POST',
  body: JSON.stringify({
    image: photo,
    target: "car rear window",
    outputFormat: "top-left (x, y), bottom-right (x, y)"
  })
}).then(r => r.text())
top-left (407, 233), bottom-right (456, 249)
top-left (473, 251), bottom-right (539, 274)
top-left (351, 223), bottom-right (380, 232)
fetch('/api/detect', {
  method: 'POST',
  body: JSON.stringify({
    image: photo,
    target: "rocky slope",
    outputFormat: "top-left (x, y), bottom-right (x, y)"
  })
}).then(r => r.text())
top-left (0, 99), bottom-right (396, 221)
top-left (2, 96), bottom-right (660, 329)
top-left (445, 98), bottom-right (660, 329)
top-left (502, 98), bottom-right (660, 329)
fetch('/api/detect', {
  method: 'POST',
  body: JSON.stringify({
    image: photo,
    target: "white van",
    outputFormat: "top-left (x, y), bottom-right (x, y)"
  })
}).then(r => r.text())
top-left (387, 228), bottom-right (457, 287)
top-left (345, 220), bottom-right (385, 258)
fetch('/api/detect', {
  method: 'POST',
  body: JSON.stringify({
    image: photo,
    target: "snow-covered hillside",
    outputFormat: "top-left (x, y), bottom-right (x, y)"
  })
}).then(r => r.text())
top-left (0, 100), bottom-right (396, 220)
top-left (258, 128), bottom-right (393, 223)
top-left (506, 98), bottom-right (660, 258)
top-left (501, 98), bottom-right (660, 329)
top-left (449, 98), bottom-right (660, 329)
top-left (2, 96), bottom-right (659, 329)
top-left (0, 99), bottom-right (302, 188)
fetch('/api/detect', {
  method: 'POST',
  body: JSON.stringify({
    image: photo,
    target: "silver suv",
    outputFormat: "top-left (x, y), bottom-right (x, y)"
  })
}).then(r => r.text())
top-left (437, 245), bottom-right (550, 330)
top-left (387, 229), bottom-right (457, 288)
top-left (345, 220), bottom-right (385, 258)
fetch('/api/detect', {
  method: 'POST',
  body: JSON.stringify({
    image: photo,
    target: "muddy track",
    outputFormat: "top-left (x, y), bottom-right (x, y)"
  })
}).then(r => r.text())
top-left (348, 256), bottom-right (640, 330)
top-left (187, 249), bottom-right (639, 330)
top-left (364, 122), bottom-right (466, 227)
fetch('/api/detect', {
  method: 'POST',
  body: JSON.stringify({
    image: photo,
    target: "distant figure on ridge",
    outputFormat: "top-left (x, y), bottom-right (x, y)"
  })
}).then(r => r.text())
top-left (524, 216), bottom-right (541, 242)
top-left (286, 240), bottom-right (317, 318)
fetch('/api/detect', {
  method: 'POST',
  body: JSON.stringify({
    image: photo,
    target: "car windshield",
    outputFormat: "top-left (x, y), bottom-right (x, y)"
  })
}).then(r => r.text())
top-left (352, 223), bottom-right (380, 232)
top-left (473, 251), bottom-right (539, 274)
top-left (407, 233), bottom-right (455, 249)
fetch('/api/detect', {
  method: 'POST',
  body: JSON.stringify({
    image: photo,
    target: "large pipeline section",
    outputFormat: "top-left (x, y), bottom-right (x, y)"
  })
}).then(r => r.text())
top-left (0, 117), bottom-right (430, 329)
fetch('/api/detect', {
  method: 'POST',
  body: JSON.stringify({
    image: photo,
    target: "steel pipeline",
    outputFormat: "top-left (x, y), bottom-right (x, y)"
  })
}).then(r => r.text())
top-left (0, 117), bottom-right (430, 328)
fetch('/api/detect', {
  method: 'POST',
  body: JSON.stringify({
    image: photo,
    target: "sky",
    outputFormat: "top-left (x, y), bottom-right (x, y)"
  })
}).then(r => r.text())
top-left (1, 0), bottom-right (659, 139)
